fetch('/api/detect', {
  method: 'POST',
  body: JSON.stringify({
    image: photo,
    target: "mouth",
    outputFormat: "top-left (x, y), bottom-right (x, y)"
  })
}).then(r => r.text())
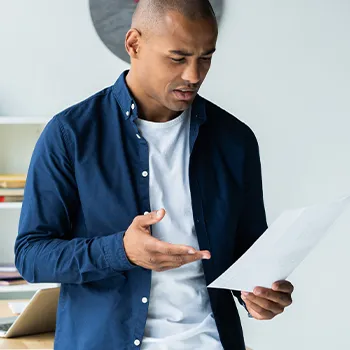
top-left (173, 89), bottom-right (197, 102)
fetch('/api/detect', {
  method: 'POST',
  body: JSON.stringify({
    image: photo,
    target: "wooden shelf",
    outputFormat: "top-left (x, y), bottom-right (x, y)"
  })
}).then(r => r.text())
top-left (0, 283), bottom-right (60, 293)
top-left (0, 117), bottom-right (50, 125)
top-left (0, 119), bottom-right (48, 267)
top-left (0, 202), bottom-right (22, 209)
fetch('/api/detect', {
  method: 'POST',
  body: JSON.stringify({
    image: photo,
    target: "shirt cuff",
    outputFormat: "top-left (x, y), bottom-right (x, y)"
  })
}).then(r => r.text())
top-left (102, 231), bottom-right (137, 271)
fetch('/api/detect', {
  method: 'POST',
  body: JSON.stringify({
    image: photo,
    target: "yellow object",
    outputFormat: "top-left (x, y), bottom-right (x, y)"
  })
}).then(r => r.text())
top-left (0, 175), bottom-right (26, 181)
top-left (0, 174), bottom-right (26, 189)
top-left (0, 299), bottom-right (54, 348)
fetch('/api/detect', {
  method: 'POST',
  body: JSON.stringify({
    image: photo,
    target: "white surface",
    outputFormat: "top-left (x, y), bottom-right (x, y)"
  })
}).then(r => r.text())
top-left (0, 125), bottom-right (44, 174)
top-left (0, 267), bottom-right (17, 273)
top-left (0, 0), bottom-right (128, 117)
top-left (209, 2), bottom-right (350, 349)
top-left (0, 0), bottom-right (349, 349)
top-left (0, 203), bottom-right (22, 210)
top-left (0, 283), bottom-right (59, 293)
top-left (0, 124), bottom-right (44, 264)
top-left (0, 117), bottom-right (50, 125)
top-left (209, 195), bottom-right (350, 292)
top-left (136, 110), bottom-right (222, 349)
top-left (8, 301), bottom-right (28, 315)
top-left (0, 189), bottom-right (24, 196)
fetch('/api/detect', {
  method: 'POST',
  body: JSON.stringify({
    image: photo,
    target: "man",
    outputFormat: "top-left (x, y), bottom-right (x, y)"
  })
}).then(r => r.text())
top-left (15, 0), bottom-right (294, 349)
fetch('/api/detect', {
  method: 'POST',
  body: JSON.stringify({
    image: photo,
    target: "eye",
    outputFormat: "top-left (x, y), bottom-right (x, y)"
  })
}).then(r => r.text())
top-left (200, 56), bottom-right (212, 61)
top-left (171, 57), bottom-right (186, 63)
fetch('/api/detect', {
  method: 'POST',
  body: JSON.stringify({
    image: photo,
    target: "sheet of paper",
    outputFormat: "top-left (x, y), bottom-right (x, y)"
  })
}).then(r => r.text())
top-left (208, 194), bottom-right (350, 292)
top-left (8, 301), bottom-right (28, 315)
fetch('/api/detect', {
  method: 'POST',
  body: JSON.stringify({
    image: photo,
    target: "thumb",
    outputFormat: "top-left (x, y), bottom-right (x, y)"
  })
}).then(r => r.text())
top-left (139, 209), bottom-right (166, 228)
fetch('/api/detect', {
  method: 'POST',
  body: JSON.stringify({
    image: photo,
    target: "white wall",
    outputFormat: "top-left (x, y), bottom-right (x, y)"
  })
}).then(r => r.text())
top-left (1, 1), bottom-right (350, 349)
top-left (207, 1), bottom-right (350, 349)
top-left (0, 0), bottom-right (129, 116)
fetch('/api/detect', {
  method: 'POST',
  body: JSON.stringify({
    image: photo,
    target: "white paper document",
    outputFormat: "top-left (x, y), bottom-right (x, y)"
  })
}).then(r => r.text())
top-left (208, 194), bottom-right (350, 292)
top-left (8, 301), bottom-right (28, 314)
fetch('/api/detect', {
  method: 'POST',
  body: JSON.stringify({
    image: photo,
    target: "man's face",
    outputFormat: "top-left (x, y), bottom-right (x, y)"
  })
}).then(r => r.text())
top-left (135, 11), bottom-right (218, 112)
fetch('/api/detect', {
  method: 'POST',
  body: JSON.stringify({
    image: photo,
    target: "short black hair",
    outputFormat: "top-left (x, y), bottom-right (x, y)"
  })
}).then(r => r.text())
top-left (132, 0), bottom-right (217, 36)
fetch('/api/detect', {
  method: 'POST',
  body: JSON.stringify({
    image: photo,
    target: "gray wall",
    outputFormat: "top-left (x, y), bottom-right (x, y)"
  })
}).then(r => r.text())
top-left (1, 1), bottom-right (349, 349)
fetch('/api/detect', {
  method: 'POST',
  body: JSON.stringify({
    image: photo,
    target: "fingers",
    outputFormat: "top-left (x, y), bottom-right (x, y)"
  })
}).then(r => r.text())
top-left (145, 247), bottom-right (211, 272)
top-left (241, 282), bottom-right (294, 320)
top-left (133, 209), bottom-right (212, 272)
top-left (142, 237), bottom-right (211, 271)
top-left (152, 240), bottom-right (195, 255)
top-left (134, 209), bottom-right (166, 229)
top-left (137, 209), bottom-right (210, 258)
top-left (251, 287), bottom-right (292, 307)
top-left (272, 280), bottom-right (294, 294)
top-left (241, 292), bottom-right (285, 315)
top-left (242, 298), bottom-right (276, 320)
top-left (151, 239), bottom-right (211, 258)
top-left (161, 250), bottom-right (209, 265)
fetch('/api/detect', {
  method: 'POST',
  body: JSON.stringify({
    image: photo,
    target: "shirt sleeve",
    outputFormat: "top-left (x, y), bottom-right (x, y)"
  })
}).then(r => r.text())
top-left (15, 116), bottom-right (137, 285)
top-left (232, 126), bottom-right (268, 315)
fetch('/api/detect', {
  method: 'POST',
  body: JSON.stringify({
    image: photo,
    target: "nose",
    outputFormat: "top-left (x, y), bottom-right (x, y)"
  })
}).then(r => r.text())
top-left (181, 62), bottom-right (201, 85)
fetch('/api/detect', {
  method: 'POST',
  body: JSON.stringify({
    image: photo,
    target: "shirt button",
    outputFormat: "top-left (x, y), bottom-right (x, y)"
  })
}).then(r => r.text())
top-left (131, 103), bottom-right (135, 110)
top-left (136, 134), bottom-right (141, 139)
top-left (142, 171), bottom-right (148, 177)
top-left (144, 211), bottom-right (149, 215)
top-left (126, 111), bottom-right (130, 117)
top-left (134, 339), bottom-right (141, 346)
top-left (142, 297), bottom-right (148, 303)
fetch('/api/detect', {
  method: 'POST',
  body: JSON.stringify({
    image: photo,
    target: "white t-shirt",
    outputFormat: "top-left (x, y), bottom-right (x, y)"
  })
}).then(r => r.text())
top-left (135, 108), bottom-right (223, 350)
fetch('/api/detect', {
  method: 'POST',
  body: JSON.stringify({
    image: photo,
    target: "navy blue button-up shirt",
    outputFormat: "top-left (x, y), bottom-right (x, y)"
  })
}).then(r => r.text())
top-left (15, 71), bottom-right (267, 350)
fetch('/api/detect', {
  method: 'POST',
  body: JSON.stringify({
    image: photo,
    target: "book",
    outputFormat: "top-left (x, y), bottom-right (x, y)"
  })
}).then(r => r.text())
top-left (0, 265), bottom-right (25, 286)
top-left (0, 263), bottom-right (17, 272)
top-left (8, 301), bottom-right (29, 314)
top-left (0, 181), bottom-right (25, 189)
top-left (0, 279), bottom-right (27, 286)
top-left (0, 196), bottom-right (23, 202)
top-left (0, 188), bottom-right (24, 196)
top-left (0, 174), bottom-right (26, 189)
top-left (0, 270), bottom-right (22, 280)
top-left (0, 174), bottom-right (26, 181)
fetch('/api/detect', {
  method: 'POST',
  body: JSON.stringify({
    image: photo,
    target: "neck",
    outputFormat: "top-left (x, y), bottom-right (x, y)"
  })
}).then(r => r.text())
top-left (125, 70), bottom-right (182, 122)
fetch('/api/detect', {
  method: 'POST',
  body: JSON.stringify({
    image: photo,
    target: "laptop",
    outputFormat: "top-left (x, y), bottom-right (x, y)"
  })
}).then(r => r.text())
top-left (0, 287), bottom-right (60, 338)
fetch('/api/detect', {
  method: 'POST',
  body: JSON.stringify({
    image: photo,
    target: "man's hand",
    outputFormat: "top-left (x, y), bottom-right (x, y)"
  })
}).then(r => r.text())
top-left (241, 280), bottom-right (294, 320)
top-left (123, 209), bottom-right (211, 272)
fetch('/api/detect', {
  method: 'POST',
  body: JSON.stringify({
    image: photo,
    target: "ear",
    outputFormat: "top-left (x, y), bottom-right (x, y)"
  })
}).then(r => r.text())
top-left (125, 29), bottom-right (141, 59)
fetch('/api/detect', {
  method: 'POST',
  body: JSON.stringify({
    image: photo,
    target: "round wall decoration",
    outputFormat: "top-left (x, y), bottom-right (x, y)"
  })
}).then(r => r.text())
top-left (89, 0), bottom-right (224, 63)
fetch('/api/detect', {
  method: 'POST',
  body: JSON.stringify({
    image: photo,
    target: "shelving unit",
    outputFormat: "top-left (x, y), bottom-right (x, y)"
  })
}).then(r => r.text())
top-left (0, 202), bottom-right (22, 209)
top-left (0, 283), bottom-right (60, 293)
top-left (0, 117), bottom-right (50, 125)
top-left (0, 116), bottom-right (52, 299)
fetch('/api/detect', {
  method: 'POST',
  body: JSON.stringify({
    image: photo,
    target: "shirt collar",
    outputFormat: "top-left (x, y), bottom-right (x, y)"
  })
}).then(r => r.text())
top-left (112, 70), bottom-right (207, 124)
top-left (112, 70), bottom-right (138, 121)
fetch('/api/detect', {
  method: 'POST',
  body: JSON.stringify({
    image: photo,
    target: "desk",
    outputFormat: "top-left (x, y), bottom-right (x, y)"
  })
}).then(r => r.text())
top-left (0, 300), bottom-right (252, 350)
top-left (0, 300), bottom-right (54, 349)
